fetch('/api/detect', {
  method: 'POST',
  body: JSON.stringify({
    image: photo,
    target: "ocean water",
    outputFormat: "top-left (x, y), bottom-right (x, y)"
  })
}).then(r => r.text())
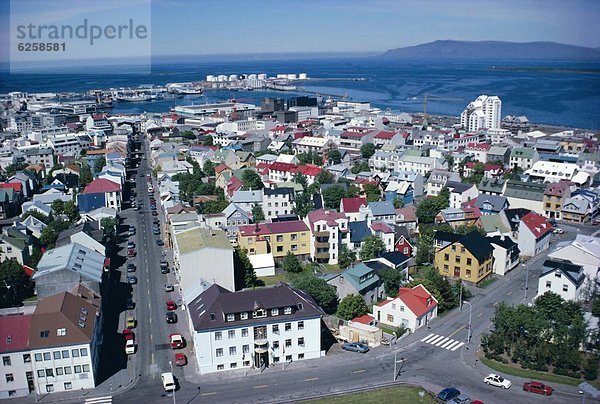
top-left (0, 57), bottom-right (599, 129)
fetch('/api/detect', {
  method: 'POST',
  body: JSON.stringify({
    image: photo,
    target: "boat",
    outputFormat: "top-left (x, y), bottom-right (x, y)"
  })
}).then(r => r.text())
top-left (115, 93), bottom-right (153, 102)
top-left (166, 83), bottom-right (203, 95)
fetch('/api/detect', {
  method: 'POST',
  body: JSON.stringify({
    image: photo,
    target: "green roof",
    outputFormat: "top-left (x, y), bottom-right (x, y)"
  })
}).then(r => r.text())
top-left (403, 149), bottom-right (425, 157)
top-left (510, 147), bottom-right (536, 158)
top-left (503, 180), bottom-right (545, 202)
top-left (175, 227), bottom-right (232, 254)
top-left (0, 234), bottom-right (26, 251)
top-left (481, 215), bottom-right (510, 234)
top-left (343, 263), bottom-right (380, 293)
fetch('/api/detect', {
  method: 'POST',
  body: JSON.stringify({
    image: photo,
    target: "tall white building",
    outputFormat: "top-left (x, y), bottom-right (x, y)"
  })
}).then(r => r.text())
top-left (461, 95), bottom-right (502, 131)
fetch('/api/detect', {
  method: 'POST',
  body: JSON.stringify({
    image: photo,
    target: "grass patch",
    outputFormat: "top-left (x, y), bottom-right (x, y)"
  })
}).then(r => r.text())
top-left (323, 264), bottom-right (342, 273)
top-left (258, 272), bottom-right (290, 286)
top-left (480, 357), bottom-right (584, 386)
top-left (23, 296), bottom-right (38, 302)
top-left (301, 385), bottom-right (435, 404)
top-left (478, 277), bottom-right (498, 289)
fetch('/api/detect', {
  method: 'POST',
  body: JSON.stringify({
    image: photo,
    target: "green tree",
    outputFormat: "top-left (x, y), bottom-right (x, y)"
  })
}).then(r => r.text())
top-left (408, 266), bottom-right (456, 312)
top-left (337, 294), bottom-right (369, 320)
top-left (93, 157), bottom-right (106, 173)
top-left (186, 156), bottom-right (202, 176)
top-left (293, 192), bottom-right (313, 219)
top-left (199, 197), bottom-right (229, 214)
top-left (79, 163), bottom-right (93, 187)
top-left (315, 169), bottom-right (334, 185)
top-left (293, 173), bottom-right (308, 191)
top-left (416, 187), bottom-right (450, 224)
top-left (101, 217), bottom-right (117, 242)
top-left (21, 210), bottom-right (49, 224)
top-left (234, 248), bottom-right (260, 289)
top-left (241, 169), bottom-right (264, 190)
top-left (363, 183), bottom-right (381, 202)
top-left (51, 199), bottom-right (65, 216)
top-left (466, 162), bottom-right (485, 184)
top-left (204, 135), bottom-right (214, 146)
top-left (351, 161), bottom-right (370, 174)
top-left (291, 275), bottom-right (338, 314)
top-left (282, 251), bottom-right (303, 273)
top-left (360, 143), bottom-right (376, 158)
top-left (328, 149), bottom-right (342, 165)
top-left (379, 267), bottom-right (404, 296)
top-left (338, 246), bottom-right (356, 269)
top-left (345, 184), bottom-right (361, 198)
top-left (360, 235), bottom-right (386, 260)
top-left (203, 161), bottom-right (216, 176)
top-left (0, 259), bottom-right (30, 308)
top-left (251, 204), bottom-right (265, 223)
top-left (63, 201), bottom-right (80, 223)
top-left (322, 185), bottom-right (346, 209)
top-left (393, 197), bottom-right (404, 209)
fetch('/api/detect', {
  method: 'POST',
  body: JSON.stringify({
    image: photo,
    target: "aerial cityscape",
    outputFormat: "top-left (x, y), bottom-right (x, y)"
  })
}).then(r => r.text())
top-left (0, 1), bottom-right (599, 404)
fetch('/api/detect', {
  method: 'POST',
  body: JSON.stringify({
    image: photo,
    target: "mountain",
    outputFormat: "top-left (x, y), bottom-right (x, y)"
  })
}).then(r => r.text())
top-left (381, 40), bottom-right (600, 60)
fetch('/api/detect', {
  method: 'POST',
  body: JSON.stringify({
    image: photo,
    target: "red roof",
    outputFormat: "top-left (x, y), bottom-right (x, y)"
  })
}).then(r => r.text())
top-left (214, 163), bottom-right (229, 175)
top-left (341, 197), bottom-right (367, 213)
top-left (351, 314), bottom-right (375, 325)
top-left (226, 176), bottom-right (243, 197)
top-left (374, 131), bottom-right (396, 140)
top-left (397, 285), bottom-right (437, 318)
top-left (340, 130), bottom-right (372, 139)
top-left (0, 182), bottom-right (22, 192)
top-left (520, 211), bottom-right (553, 239)
top-left (544, 181), bottom-right (571, 197)
top-left (83, 178), bottom-right (121, 194)
top-left (466, 143), bottom-right (492, 151)
top-left (300, 164), bottom-right (321, 177)
top-left (0, 314), bottom-right (32, 353)
top-left (269, 162), bottom-right (298, 173)
top-left (307, 209), bottom-right (347, 227)
top-left (239, 220), bottom-right (308, 236)
top-left (370, 221), bottom-right (394, 233)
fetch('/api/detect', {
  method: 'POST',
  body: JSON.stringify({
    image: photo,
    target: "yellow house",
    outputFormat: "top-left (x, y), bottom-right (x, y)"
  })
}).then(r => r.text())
top-left (237, 221), bottom-right (310, 260)
top-left (433, 230), bottom-right (494, 285)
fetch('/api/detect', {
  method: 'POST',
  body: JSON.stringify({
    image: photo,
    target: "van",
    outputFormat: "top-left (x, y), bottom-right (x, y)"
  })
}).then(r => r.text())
top-left (161, 372), bottom-right (175, 391)
top-left (451, 394), bottom-right (471, 404)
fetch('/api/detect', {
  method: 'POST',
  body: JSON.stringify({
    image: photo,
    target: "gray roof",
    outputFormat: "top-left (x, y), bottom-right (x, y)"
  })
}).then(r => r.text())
top-left (446, 181), bottom-right (474, 193)
top-left (503, 180), bottom-right (545, 202)
top-left (475, 195), bottom-right (508, 212)
top-left (369, 201), bottom-right (395, 216)
top-left (232, 190), bottom-right (262, 204)
top-left (222, 203), bottom-right (252, 220)
top-left (349, 220), bottom-right (371, 243)
top-left (542, 259), bottom-right (584, 287)
top-left (34, 242), bottom-right (104, 283)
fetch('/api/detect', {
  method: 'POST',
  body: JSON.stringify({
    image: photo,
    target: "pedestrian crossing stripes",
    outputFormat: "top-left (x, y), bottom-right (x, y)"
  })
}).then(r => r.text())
top-left (84, 396), bottom-right (112, 404)
top-left (420, 333), bottom-right (464, 351)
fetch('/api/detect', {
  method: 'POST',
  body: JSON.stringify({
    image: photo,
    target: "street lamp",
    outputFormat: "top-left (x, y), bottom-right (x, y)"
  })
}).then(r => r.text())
top-left (522, 263), bottom-right (529, 302)
top-left (169, 361), bottom-right (176, 404)
top-left (463, 301), bottom-right (472, 344)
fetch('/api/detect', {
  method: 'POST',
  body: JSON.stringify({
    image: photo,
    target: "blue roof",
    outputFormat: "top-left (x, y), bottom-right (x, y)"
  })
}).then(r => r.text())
top-left (77, 193), bottom-right (106, 213)
top-left (349, 220), bottom-right (371, 243)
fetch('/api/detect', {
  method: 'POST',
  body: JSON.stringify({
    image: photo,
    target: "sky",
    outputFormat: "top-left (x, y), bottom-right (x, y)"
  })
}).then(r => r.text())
top-left (1, 0), bottom-right (599, 64)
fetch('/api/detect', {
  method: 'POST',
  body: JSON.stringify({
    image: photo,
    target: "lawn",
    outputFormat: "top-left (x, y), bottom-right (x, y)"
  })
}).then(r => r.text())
top-left (478, 277), bottom-right (498, 288)
top-left (302, 385), bottom-right (435, 404)
top-left (480, 357), bottom-right (587, 387)
top-left (258, 272), bottom-right (290, 286)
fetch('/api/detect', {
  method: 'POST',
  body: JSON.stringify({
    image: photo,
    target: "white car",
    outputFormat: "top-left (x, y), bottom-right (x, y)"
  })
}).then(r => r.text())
top-left (484, 373), bottom-right (511, 389)
top-left (125, 339), bottom-right (136, 355)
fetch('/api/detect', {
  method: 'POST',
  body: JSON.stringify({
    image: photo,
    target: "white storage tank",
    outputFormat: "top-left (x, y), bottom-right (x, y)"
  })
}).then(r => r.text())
top-left (257, 74), bottom-right (267, 80)
top-left (228, 74), bottom-right (238, 81)
top-left (217, 75), bottom-right (227, 82)
top-left (299, 73), bottom-right (307, 80)
top-left (206, 75), bottom-right (215, 82)
top-left (287, 74), bottom-right (297, 80)
top-left (247, 74), bottom-right (257, 80)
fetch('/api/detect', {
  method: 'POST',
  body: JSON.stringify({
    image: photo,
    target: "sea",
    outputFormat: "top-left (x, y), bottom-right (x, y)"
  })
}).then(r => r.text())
top-left (1, 57), bottom-right (599, 130)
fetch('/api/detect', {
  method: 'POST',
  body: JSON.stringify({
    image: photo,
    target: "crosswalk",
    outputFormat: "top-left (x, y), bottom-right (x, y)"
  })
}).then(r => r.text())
top-left (84, 396), bottom-right (112, 404)
top-left (420, 333), bottom-right (464, 351)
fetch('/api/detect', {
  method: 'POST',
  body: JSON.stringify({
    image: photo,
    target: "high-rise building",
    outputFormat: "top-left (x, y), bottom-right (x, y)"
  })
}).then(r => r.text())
top-left (460, 95), bottom-right (501, 131)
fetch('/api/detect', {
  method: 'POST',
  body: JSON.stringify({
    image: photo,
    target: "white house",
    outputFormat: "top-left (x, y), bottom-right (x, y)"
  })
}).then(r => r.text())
top-left (536, 259), bottom-right (585, 302)
top-left (188, 283), bottom-right (324, 375)
top-left (372, 285), bottom-right (438, 332)
top-left (487, 235), bottom-right (520, 276)
top-left (0, 314), bottom-right (33, 398)
top-left (517, 211), bottom-right (553, 257)
top-left (548, 235), bottom-right (600, 284)
top-left (305, 209), bottom-right (350, 265)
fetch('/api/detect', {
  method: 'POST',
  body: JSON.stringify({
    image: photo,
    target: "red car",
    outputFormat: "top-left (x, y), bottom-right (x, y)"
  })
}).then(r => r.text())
top-left (127, 248), bottom-right (136, 257)
top-left (175, 353), bottom-right (187, 366)
top-left (123, 329), bottom-right (135, 341)
top-left (169, 333), bottom-right (185, 349)
top-left (523, 381), bottom-right (553, 396)
top-left (166, 300), bottom-right (177, 311)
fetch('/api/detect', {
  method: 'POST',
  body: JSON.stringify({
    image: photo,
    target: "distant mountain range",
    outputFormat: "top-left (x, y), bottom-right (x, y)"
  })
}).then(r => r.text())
top-left (381, 40), bottom-right (600, 60)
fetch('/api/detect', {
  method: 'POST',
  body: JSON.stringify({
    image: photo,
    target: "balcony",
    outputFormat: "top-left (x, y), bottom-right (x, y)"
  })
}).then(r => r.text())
top-left (315, 252), bottom-right (330, 260)
top-left (314, 231), bottom-right (329, 238)
top-left (315, 241), bottom-right (330, 248)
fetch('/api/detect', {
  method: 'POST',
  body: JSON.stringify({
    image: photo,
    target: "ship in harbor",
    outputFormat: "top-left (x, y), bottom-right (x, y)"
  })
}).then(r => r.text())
top-left (166, 82), bottom-right (204, 95)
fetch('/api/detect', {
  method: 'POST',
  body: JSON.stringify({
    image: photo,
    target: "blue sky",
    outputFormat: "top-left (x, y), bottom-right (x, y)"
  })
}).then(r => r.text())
top-left (1, 0), bottom-right (599, 62)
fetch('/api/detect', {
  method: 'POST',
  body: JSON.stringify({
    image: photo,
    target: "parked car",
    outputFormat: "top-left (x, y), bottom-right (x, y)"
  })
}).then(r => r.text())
top-left (126, 298), bottom-right (136, 310)
top-left (152, 211), bottom-right (158, 216)
top-left (125, 339), bottom-right (136, 355)
top-left (157, 239), bottom-right (164, 246)
top-left (166, 300), bottom-right (177, 310)
top-left (127, 241), bottom-right (135, 249)
top-left (161, 266), bottom-right (170, 274)
top-left (165, 284), bottom-right (174, 292)
top-left (127, 263), bottom-right (136, 272)
top-left (175, 353), bottom-right (187, 366)
top-left (437, 388), bottom-right (461, 402)
top-left (126, 316), bottom-right (137, 329)
top-left (153, 228), bottom-right (160, 235)
top-left (123, 329), bottom-right (135, 341)
top-left (153, 218), bottom-right (160, 225)
top-left (484, 374), bottom-right (511, 389)
top-left (127, 275), bottom-right (138, 284)
top-left (169, 333), bottom-right (185, 349)
top-left (166, 311), bottom-right (178, 324)
top-left (553, 228), bottom-right (564, 234)
top-left (128, 249), bottom-right (136, 257)
top-left (341, 342), bottom-right (369, 353)
top-left (523, 381), bottom-right (553, 396)
top-left (451, 394), bottom-right (471, 404)
top-left (593, 218), bottom-right (600, 225)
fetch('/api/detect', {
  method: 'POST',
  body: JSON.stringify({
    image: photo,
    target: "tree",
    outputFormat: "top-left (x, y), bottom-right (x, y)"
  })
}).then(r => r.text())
top-left (251, 204), bottom-right (265, 223)
top-left (293, 173), bottom-right (308, 191)
top-left (199, 197), bottom-right (229, 214)
top-left (338, 246), bottom-right (356, 269)
top-left (363, 183), bottom-right (381, 202)
top-left (360, 143), bottom-right (376, 159)
top-left (337, 294), bottom-right (369, 320)
top-left (393, 197), bottom-right (404, 209)
top-left (328, 149), bottom-right (342, 165)
top-left (79, 163), bottom-right (93, 187)
top-left (203, 161), bottom-right (216, 176)
top-left (241, 169), bottom-right (264, 190)
top-left (466, 162), bottom-right (485, 184)
top-left (0, 259), bottom-right (30, 308)
top-left (408, 266), bottom-right (456, 312)
top-left (291, 275), bottom-right (338, 314)
top-left (282, 251), bottom-right (303, 273)
top-left (186, 156), bottom-right (202, 176)
top-left (234, 248), bottom-right (260, 289)
top-left (351, 161), bottom-right (370, 174)
top-left (360, 235), bottom-right (386, 260)
top-left (101, 217), bottom-right (117, 242)
top-left (93, 157), bottom-right (106, 173)
top-left (51, 199), bottom-right (64, 216)
top-left (345, 184), bottom-right (361, 198)
top-left (416, 187), bottom-right (450, 224)
top-left (64, 200), bottom-right (80, 222)
top-left (315, 169), bottom-right (334, 185)
top-left (379, 267), bottom-right (404, 296)
top-left (322, 185), bottom-right (346, 209)
top-left (293, 192), bottom-right (313, 219)
top-left (21, 210), bottom-right (49, 224)
top-left (204, 135), bottom-right (214, 146)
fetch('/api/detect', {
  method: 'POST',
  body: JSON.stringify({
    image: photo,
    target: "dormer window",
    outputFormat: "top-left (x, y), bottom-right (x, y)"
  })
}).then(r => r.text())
top-left (241, 312), bottom-right (248, 320)
top-left (226, 314), bottom-right (235, 322)
top-left (271, 308), bottom-right (279, 316)
top-left (210, 313), bottom-right (216, 321)
top-left (253, 309), bottom-right (266, 318)
top-left (57, 328), bottom-right (66, 336)
top-left (284, 307), bottom-right (292, 315)
top-left (298, 303), bottom-right (304, 310)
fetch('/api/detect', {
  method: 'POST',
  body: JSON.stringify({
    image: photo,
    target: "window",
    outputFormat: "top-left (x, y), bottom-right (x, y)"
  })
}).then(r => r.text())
top-left (63, 367), bottom-right (71, 375)
top-left (546, 281), bottom-right (551, 288)
top-left (216, 348), bottom-right (223, 357)
top-left (253, 309), bottom-right (266, 318)
top-left (242, 344), bottom-right (250, 354)
top-left (400, 306), bottom-right (404, 312)
top-left (43, 352), bottom-right (51, 361)
top-left (57, 328), bottom-right (66, 336)
top-left (273, 357), bottom-right (280, 363)
top-left (461, 247), bottom-right (465, 253)
top-left (227, 314), bottom-right (235, 322)
top-left (563, 284), bottom-right (569, 292)
top-left (23, 354), bottom-right (31, 363)
top-left (241, 312), bottom-right (248, 320)
top-left (298, 353), bottom-right (305, 360)
top-left (276, 235), bottom-right (283, 242)
top-left (61, 350), bottom-right (69, 359)
top-left (40, 330), bottom-right (49, 338)
top-left (242, 328), bottom-right (248, 337)
top-left (443, 264), bottom-right (449, 272)
top-left (83, 364), bottom-right (90, 372)
top-left (284, 307), bottom-right (292, 315)
top-left (298, 337), bottom-right (305, 347)
top-left (64, 382), bottom-right (72, 390)
top-left (273, 341), bottom-right (280, 349)
top-left (466, 258), bottom-right (472, 266)
top-left (80, 348), bottom-right (88, 357)
top-left (8, 391), bottom-right (16, 397)
top-left (455, 256), bottom-right (461, 264)
top-left (46, 385), bottom-right (54, 393)
top-left (276, 246), bottom-right (283, 252)
top-left (217, 365), bottom-right (224, 370)
top-left (229, 347), bottom-right (236, 356)
top-left (291, 234), bottom-right (297, 241)
top-left (285, 339), bottom-right (292, 348)
top-left (444, 254), bottom-right (449, 261)
top-left (272, 324), bottom-right (279, 333)
top-left (387, 314), bottom-right (394, 322)
top-left (228, 330), bottom-right (235, 339)
top-left (285, 323), bottom-right (291, 331)
top-left (451, 245), bottom-right (456, 252)
top-left (230, 363), bottom-right (237, 369)
top-left (286, 355), bottom-right (292, 362)
top-left (45, 368), bottom-right (53, 377)
top-left (243, 361), bottom-right (250, 367)
top-left (271, 308), bottom-right (279, 316)
top-left (6, 373), bottom-right (14, 382)
top-left (554, 272), bottom-right (562, 278)
top-left (466, 269), bottom-right (471, 278)
top-left (51, 351), bottom-right (61, 360)
top-left (56, 367), bottom-right (63, 376)
top-left (291, 244), bottom-right (297, 251)
top-left (37, 370), bottom-right (45, 378)
top-left (71, 349), bottom-right (79, 358)
top-left (215, 332), bottom-right (222, 341)
top-left (298, 321), bottom-right (304, 330)
top-left (2, 356), bottom-right (10, 366)
top-left (391, 303), bottom-right (396, 310)
top-left (74, 365), bottom-right (82, 374)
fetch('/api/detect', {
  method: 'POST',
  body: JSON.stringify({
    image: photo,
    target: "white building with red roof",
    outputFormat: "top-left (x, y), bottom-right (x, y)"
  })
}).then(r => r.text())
top-left (372, 285), bottom-right (438, 332)
top-left (82, 178), bottom-right (122, 211)
top-left (305, 209), bottom-right (350, 265)
top-left (0, 314), bottom-right (33, 398)
top-left (518, 211), bottom-right (553, 257)
top-left (267, 163), bottom-right (321, 185)
top-left (465, 143), bottom-right (492, 163)
top-left (372, 130), bottom-right (405, 148)
top-left (340, 197), bottom-right (368, 222)
top-left (337, 128), bottom-right (375, 154)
